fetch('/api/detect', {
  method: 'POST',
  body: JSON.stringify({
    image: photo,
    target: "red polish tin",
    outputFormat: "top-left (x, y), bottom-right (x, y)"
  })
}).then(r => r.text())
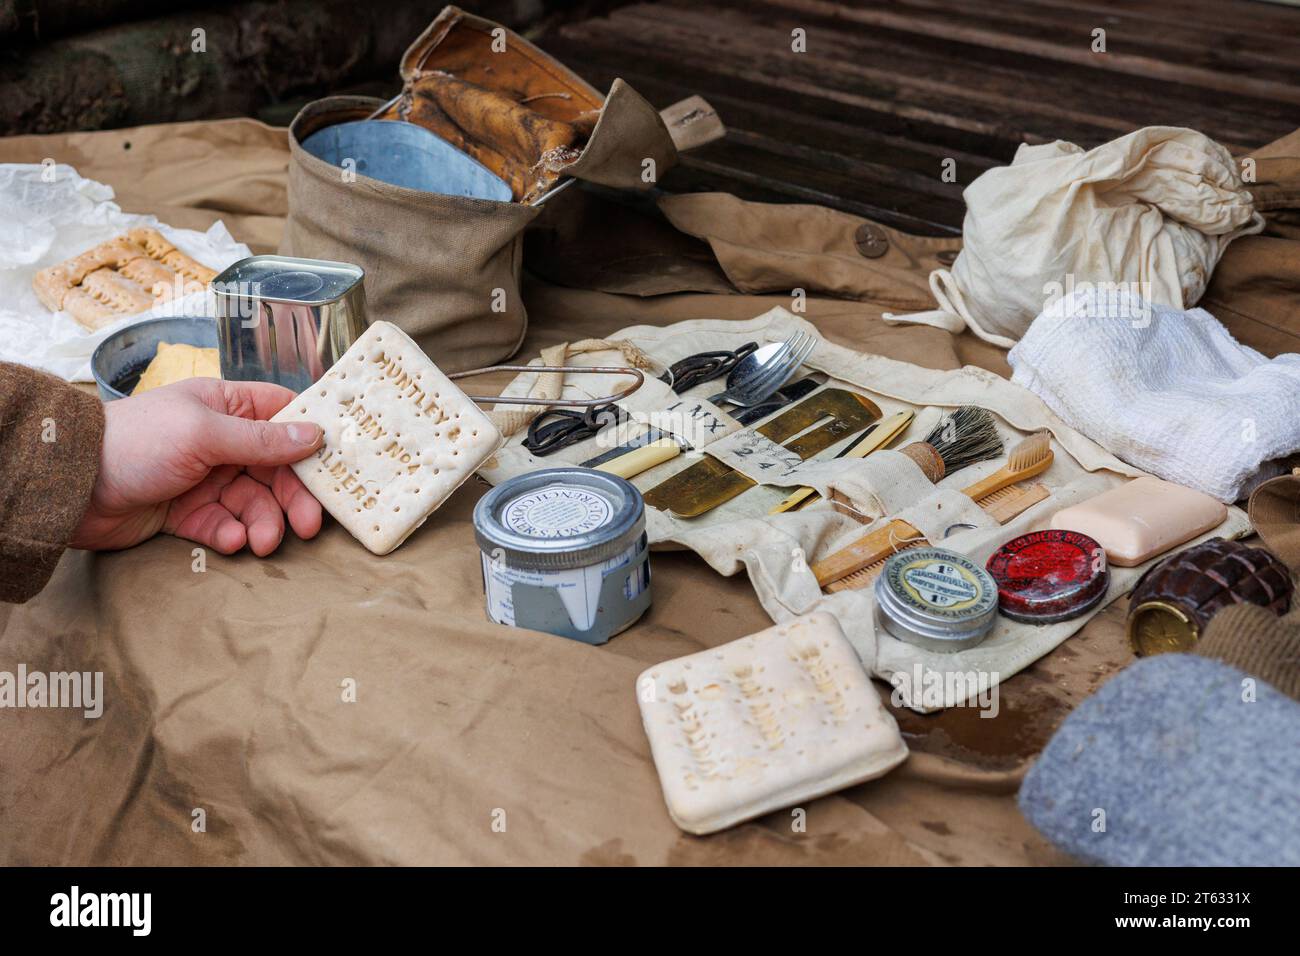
top-left (985, 529), bottom-right (1109, 624)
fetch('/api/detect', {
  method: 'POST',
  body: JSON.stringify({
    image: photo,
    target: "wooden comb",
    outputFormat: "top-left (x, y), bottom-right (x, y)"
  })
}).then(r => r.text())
top-left (822, 482), bottom-right (1050, 592)
top-left (813, 432), bottom-right (1054, 591)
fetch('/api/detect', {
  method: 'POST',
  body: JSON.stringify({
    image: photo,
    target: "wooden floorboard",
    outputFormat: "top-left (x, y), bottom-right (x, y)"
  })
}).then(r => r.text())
top-left (539, 0), bottom-right (1300, 235)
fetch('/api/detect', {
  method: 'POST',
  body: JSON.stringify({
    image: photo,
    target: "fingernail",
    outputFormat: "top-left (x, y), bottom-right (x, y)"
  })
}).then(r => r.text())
top-left (288, 423), bottom-right (321, 444)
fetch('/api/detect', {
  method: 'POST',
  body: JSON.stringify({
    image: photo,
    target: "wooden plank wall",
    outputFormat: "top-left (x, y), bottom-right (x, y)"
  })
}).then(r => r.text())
top-left (540, 0), bottom-right (1300, 235)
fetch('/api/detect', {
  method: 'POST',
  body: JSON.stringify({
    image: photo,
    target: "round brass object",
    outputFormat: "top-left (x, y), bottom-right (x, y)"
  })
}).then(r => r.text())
top-left (1128, 600), bottom-right (1199, 656)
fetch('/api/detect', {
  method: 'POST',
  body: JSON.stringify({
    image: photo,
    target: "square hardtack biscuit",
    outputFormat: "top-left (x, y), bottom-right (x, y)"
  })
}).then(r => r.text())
top-left (272, 321), bottom-right (502, 555)
top-left (637, 611), bottom-right (907, 835)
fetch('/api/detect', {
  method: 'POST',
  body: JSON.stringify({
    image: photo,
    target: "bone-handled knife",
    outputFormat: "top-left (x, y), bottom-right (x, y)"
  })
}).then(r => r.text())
top-left (593, 437), bottom-right (681, 479)
top-left (582, 376), bottom-right (822, 479)
top-left (768, 410), bottom-right (914, 514)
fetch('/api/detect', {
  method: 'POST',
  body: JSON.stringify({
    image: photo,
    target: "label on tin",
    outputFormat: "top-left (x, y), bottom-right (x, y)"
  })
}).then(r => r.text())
top-left (884, 550), bottom-right (997, 622)
top-left (481, 538), bottom-right (648, 633)
top-left (902, 561), bottom-right (980, 609)
top-left (502, 485), bottom-right (613, 539)
top-left (985, 529), bottom-right (1107, 622)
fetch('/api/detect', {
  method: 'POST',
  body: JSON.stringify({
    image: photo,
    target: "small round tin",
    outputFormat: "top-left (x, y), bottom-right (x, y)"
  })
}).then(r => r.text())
top-left (473, 468), bottom-right (651, 645)
top-left (873, 547), bottom-right (998, 653)
top-left (986, 530), bottom-right (1109, 624)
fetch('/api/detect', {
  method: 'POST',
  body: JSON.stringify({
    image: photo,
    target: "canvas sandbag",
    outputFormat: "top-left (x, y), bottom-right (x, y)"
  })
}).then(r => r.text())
top-left (280, 4), bottom-right (722, 373)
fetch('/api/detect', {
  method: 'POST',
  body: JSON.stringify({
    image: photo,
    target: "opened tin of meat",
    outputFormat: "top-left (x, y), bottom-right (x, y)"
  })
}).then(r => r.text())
top-left (873, 547), bottom-right (998, 653)
top-left (473, 469), bottom-right (651, 645)
top-left (211, 255), bottom-right (369, 393)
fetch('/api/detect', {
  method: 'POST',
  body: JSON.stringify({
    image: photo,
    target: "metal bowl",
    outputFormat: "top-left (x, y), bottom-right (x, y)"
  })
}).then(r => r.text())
top-left (91, 315), bottom-right (219, 401)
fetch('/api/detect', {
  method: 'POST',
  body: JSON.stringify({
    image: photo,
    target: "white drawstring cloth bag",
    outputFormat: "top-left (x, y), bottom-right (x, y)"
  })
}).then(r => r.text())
top-left (886, 126), bottom-right (1264, 347)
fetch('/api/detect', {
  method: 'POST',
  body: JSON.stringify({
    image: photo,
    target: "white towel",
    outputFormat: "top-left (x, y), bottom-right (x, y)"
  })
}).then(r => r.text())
top-left (1008, 289), bottom-right (1300, 502)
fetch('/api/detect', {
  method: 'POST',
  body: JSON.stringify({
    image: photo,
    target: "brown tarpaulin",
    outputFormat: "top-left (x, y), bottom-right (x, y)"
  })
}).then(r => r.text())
top-left (1, 118), bottom-right (1294, 865)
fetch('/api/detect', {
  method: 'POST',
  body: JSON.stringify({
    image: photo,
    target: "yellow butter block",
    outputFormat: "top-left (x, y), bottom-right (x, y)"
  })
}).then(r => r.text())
top-left (132, 342), bottom-right (221, 395)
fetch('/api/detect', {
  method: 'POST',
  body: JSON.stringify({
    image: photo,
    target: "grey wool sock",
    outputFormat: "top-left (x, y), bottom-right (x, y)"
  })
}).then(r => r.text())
top-left (1018, 654), bottom-right (1300, 866)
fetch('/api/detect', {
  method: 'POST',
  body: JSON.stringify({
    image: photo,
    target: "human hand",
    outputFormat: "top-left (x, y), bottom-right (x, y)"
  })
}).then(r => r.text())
top-left (71, 378), bottom-right (324, 556)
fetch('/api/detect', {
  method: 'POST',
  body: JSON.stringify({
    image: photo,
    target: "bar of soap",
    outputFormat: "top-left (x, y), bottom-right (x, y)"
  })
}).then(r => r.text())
top-left (637, 611), bottom-right (907, 835)
top-left (132, 342), bottom-right (221, 394)
top-left (272, 320), bottom-right (502, 555)
top-left (1050, 475), bottom-right (1227, 567)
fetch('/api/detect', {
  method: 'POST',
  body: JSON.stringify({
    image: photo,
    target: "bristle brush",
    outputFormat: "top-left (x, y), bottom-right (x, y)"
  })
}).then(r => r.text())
top-left (812, 431), bottom-right (1054, 590)
top-left (898, 405), bottom-right (1004, 483)
top-left (960, 430), bottom-right (1052, 501)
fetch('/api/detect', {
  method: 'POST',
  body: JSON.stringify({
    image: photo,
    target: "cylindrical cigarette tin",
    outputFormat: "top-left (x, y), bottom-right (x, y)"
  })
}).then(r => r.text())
top-left (211, 254), bottom-right (369, 393)
top-left (473, 468), bottom-right (651, 645)
top-left (986, 529), bottom-right (1109, 624)
top-left (873, 547), bottom-right (998, 653)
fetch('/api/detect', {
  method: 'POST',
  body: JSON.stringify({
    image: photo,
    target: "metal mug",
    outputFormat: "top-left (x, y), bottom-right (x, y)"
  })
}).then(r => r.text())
top-left (300, 119), bottom-right (513, 202)
top-left (211, 255), bottom-right (369, 393)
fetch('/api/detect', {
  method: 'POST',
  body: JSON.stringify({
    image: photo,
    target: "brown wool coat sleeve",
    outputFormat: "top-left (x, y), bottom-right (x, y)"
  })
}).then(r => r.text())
top-left (0, 362), bottom-right (104, 603)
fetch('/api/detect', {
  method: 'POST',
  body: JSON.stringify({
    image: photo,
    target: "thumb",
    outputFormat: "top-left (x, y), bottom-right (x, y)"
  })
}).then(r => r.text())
top-left (199, 411), bottom-right (323, 468)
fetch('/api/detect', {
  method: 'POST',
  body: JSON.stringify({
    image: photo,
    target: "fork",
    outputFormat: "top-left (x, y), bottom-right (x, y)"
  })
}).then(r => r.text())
top-left (707, 331), bottom-right (817, 407)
